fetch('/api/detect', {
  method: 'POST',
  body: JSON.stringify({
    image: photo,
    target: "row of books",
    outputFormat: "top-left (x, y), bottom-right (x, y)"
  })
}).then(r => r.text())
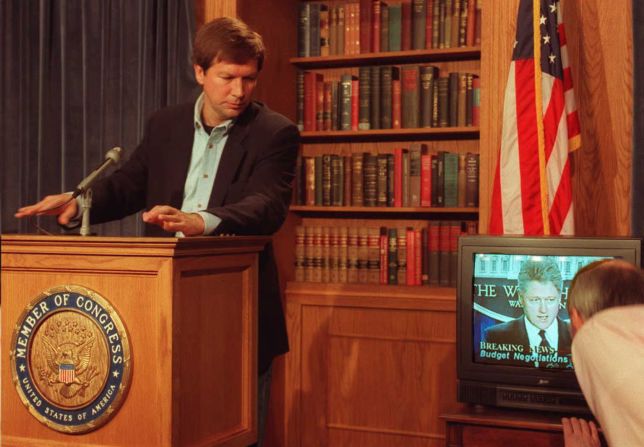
top-left (294, 220), bottom-right (477, 286)
top-left (298, 0), bottom-right (482, 58)
top-left (294, 148), bottom-right (479, 208)
top-left (297, 67), bottom-right (480, 132)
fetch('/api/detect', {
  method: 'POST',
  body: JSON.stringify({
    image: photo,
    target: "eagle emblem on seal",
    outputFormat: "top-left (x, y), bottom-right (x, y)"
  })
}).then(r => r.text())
top-left (37, 318), bottom-right (100, 399)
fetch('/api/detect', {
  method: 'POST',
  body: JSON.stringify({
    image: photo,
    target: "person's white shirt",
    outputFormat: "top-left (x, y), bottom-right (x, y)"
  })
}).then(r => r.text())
top-left (572, 304), bottom-right (644, 446)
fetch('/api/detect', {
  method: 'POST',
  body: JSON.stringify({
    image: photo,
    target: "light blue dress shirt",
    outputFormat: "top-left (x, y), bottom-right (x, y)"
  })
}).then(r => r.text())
top-left (178, 93), bottom-right (234, 236)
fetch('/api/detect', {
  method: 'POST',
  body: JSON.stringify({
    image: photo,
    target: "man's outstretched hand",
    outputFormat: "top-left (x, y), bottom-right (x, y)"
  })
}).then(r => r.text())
top-left (15, 193), bottom-right (78, 225)
top-left (142, 205), bottom-right (205, 236)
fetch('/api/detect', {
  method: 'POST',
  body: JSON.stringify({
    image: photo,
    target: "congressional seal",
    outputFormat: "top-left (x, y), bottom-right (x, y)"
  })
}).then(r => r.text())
top-left (9, 285), bottom-right (132, 433)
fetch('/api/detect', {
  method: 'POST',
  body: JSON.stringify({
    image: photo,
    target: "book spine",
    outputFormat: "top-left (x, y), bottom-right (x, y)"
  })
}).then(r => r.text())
top-left (340, 74), bottom-right (353, 130)
top-left (322, 154), bottom-right (332, 206)
top-left (428, 220), bottom-right (440, 284)
top-left (401, 0), bottom-right (412, 51)
top-left (412, 0), bottom-right (426, 50)
top-left (448, 72), bottom-right (459, 127)
top-left (437, 76), bottom-right (449, 127)
top-left (457, 72), bottom-right (467, 127)
top-left (316, 74), bottom-right (325, 130)
top-left (394, 147), bottom-right (404, 207)
top-left (396, 227), bottom-right (407, 284)
top-left (401, 65), bottom-right (420, 128)
top-left (387, 228), bottom-right (398, 284)
top-left (358, 67), bottom-right (371, 130)
top-left (370, 66), bottom-right (381, 129)
top-left (406, 227), bottom-right (416, 285)
top-left (380, 66), bottom-right (393, 129)
top-left (472, 75), bottom-right (480, 126)
top-left (372, 0), bottom-right (382, 52)
top-left (295, 225), bottom-right (305, 281)
top-left (388, 2), bottom-right (402, 51)
top-left (305, 156), bottom-right (316, 205)
top-left (363, 153), bottom-right (378, 207)
top-left (343, 154), bottom-right (352, 206)
top-left (323, 81), bottom-right (332, 131)
top-left (360, 0), bottom-right (373, 53)
top-left (320, 4), bottom-right (330, 56)
top-left (387, 153), bottom-right (395, 207)
top-left (443, 151), bottom-right (459, 207)
top-left (408, 142), bottom-right (423, 207)
top-left (392, 66), bottom-right (402, 128)
top-left (351, 76), bottom-right (360, 130)
top-left (426, 0), bottom-right (434, 49)
top-left (420, 65), bottom-right (437, 128)
top-left (380, 227), bottom-right (389, 284)
top-left (296, 70), bottom-right (305, 131)
top-left (368, 227), bottom-right (381, 284)
top-left (347, 226), bottom-right (359, 282)
top-left (465, 152), bottom-right (479, 207)
top-left (380, 2), bottom-right (390, 52)
top-left (376, 153), bottom-right (389, 207)
top-left (457, 153), bottom-right (466, 207)
top-left (449, 221), bottom-right (460, 286)
top-left (310, 3), bottom-right (321, 57)
top-left (420, 153), bottom-right (432, 206)
top-left (298, 3), bottom-right (311, 57)
top-left (351, 152), bottom-right (365, 206)
top-left (438, 221), bottom-right (450, 285)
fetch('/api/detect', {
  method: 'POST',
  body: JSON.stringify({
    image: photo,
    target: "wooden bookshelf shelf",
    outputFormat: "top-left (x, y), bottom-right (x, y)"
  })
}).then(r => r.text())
top-left (300, 126), bottom-right (479, 143)
top-left (290, 47), bottom-right (482, 68)
top-left (286, 281), bottom-right (457, 309)
top-left (290, 205), bottom-right (479, 216)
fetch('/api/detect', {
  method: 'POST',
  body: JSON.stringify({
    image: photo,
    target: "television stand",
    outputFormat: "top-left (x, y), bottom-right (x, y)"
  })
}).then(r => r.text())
top-left (441, 406), bottom-right (607, 447)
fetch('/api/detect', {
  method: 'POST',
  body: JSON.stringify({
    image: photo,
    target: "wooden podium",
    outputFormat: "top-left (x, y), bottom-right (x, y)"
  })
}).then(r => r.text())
top-left (1, 234), bottom-right (268, 447)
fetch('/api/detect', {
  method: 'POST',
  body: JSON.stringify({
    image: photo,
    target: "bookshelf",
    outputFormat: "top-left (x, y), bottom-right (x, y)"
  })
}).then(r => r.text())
top-left (282, 1), bottom-right (481, 445)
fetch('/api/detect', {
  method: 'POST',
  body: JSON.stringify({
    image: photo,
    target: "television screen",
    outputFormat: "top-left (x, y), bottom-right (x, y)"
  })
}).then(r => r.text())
top-left (472, 254), bottom-right (612, 370)
top-left (457, 236), bottom-right (641, 413)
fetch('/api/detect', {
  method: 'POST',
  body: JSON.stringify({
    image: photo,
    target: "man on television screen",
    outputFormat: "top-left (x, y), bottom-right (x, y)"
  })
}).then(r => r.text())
top-left (481, 258), bottom-right (572, 368)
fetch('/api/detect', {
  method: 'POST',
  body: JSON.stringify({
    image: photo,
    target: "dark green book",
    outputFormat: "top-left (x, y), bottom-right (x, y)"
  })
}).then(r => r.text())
top-left (437, 76), bottom-right (449, 127)
top-left (380, 66), bottom-right (393, 129)
top-left (340, 74), bottom-right (353, 130)
top-left (387, 227), bottom-right (398, 284)
top-left (388, 2), bottom-right (402, 51)
top-left (420, 65), bottom-right (438, 128)
top-left (443, 151), bottom-right (459, 207)
top-left (381, 2), bottom-right (390, 52)
top-left (448, 72), bottom-right (459, 126)
top-left (322, 154), bottom-right (332, 206)
top-left (370, 66), bottom-right (381, 129)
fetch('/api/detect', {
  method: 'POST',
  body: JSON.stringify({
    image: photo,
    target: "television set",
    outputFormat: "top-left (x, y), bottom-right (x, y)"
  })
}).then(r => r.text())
top-left (457, 235), bottom-right (642, 413)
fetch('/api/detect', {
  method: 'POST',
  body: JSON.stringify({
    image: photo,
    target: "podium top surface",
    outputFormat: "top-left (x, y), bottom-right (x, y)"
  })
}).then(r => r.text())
top-left (0, 234), bottom-right (270, 257)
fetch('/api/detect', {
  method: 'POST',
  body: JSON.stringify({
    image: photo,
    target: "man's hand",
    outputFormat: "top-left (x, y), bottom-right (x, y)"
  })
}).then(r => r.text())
top-left (142, 205), bottom-right (205, 236)
top-left (15, 194), bottom-right (78, 225)
top-left (562, 417), bottom-right (600, 447)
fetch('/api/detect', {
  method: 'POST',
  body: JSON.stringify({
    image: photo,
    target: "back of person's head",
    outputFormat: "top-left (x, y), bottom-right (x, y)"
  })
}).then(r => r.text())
top-left (567, 259), bottom-right (644, 320)
top-left (517, 258), bottom-right (563, 295)
top-left (192, 16), bottom-right (265, 72)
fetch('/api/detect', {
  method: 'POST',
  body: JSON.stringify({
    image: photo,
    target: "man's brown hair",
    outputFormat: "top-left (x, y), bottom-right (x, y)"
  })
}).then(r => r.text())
top-left (567, 259), bottom-right (644, 320)
top-left (193, 17), bottom-right (265, 71)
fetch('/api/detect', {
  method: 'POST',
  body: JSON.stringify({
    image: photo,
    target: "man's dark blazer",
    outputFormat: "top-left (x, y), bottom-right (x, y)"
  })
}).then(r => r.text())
top-left (481, 317), bottom-right (572, 366)
top-left (88, 100), bottom-right (300, 373)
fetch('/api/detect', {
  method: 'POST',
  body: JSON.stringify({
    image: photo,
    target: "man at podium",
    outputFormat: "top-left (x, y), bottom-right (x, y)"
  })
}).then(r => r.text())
top-left (16, 16), bottom-right (299, 447)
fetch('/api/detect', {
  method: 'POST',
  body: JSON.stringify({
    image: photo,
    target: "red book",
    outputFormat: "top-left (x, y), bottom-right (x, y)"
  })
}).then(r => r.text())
top-left (360, 0), bottom-right (372, 53)
top-left (316, 76), bottom-right (325, 131)
top-left (466, 0), bottom-right (477, 47)
top-left (426, 0), bottom-right (434, 49)
top-left (406, 227), bottom-right (416, 285)
top-left (304, 72), bottom-right (322, 132)
top-left (414, 229), bottom-right (422, 285)
top-left (401, 0), bottom-right (412, 51)
top-left (420, 153), bottom-right (432, 206)
top-left (372, 0), bottom-right (381, 52)
top-left (379, 227), bottom-right (389, 284)
top-left (393, 147), bottom-right (404, 207)
top-left (351, 78), bottom-right (360, 130)
top-left (392, 67), bottom-right (402, 129)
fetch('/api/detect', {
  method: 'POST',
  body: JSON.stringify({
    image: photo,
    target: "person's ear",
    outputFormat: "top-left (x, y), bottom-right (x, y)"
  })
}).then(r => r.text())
top-left (194, 64), bottom-right (206, 85)
top-left (569, 307), bottom-right (585, 338)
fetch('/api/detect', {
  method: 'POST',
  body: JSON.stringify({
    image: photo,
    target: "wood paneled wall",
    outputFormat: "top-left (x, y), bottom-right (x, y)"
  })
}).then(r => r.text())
top-left (480, 0), bottom-right (633, 236)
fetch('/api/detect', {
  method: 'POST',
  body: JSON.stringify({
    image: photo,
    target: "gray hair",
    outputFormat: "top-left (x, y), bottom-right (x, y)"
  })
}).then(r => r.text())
top-left (517, 258), bottom-right (563, 295)
top-left (567, 259), bottom-right (644, 320)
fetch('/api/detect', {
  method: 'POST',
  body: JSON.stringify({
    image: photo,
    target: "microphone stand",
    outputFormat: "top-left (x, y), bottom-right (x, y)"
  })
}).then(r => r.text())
top-left (79, 188), bottom-right (93, 237)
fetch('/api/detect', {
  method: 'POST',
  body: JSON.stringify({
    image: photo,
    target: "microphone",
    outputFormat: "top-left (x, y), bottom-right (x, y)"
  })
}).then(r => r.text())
top-left (72, 147), bottom-right (123, 198)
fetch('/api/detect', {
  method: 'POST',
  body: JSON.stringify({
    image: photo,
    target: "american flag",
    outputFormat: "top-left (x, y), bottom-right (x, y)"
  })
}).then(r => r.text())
top-left (489, 0), bottom-right (580, 235)
top-left (59, 363), bottom-right (75, 384)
